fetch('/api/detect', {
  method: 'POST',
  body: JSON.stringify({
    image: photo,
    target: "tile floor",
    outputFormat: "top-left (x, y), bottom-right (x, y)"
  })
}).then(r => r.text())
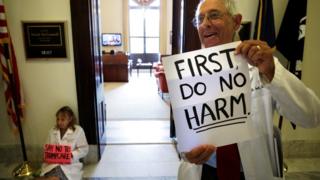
top-left (82, 144), bottom-right (180, 179)
top-left (82, 150), bottom-right (320, 180)
top-left (83, 119), bottom-right (180, 179)
top-left (1, 158), bottom-right (320, 179)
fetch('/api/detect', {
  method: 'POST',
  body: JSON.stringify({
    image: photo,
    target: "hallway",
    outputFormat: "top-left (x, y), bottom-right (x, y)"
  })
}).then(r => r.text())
top-left (103, 70), bottom-right (171, 144)
top-left (82, 71), bottom-right (179, 179)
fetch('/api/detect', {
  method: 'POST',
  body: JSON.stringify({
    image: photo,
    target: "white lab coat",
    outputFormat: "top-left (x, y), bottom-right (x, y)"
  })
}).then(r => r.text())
top-left (177, 58), bottom-right (320, 180)
top-left (41, 125), bottom-right (89, 180)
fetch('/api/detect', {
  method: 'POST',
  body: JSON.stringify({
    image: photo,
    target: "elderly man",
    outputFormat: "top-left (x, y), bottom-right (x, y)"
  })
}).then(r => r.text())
top-left (178, 0), bottom-right (320, 180)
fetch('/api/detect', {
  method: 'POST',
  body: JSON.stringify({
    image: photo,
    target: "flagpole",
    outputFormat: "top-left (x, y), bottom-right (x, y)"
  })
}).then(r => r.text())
top-left (11, 80), bottom-right (33, 176)
top-left (4, 46), bottom-right (33, 177)
top-left (9, 76), bottom-right (28, 161)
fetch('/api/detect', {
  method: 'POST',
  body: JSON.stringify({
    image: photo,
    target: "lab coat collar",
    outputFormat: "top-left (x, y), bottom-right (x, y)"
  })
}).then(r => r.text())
top-left (52, 127), bottom-right (75, 139)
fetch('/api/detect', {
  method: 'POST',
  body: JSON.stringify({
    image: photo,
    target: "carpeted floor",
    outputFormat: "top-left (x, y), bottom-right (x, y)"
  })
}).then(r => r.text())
top-left (104, 120), bottom-right (172, 144)
top-left (103, 71), bottom-right (172, 144)
top-left (104, 72), bottom-right (170, 120)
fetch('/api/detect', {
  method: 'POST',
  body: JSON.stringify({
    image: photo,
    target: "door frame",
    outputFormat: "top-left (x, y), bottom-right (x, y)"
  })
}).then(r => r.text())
top-left (69, 0), bottom-right (200, 160)
top-left (70, 0), bottom-right (105, 160)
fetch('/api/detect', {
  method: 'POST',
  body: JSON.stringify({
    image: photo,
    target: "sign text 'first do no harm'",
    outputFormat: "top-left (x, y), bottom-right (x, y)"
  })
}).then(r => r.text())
top-left (163, 41), bottom-right (254, 152)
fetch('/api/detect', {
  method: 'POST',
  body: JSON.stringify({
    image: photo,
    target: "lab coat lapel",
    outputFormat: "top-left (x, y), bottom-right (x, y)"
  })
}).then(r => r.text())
top-left (238, 88), bottom-right (275, 180)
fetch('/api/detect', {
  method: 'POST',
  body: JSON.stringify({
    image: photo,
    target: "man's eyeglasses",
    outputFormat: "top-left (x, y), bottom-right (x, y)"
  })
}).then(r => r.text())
top-left (192, 10), bottom-right (229, 28)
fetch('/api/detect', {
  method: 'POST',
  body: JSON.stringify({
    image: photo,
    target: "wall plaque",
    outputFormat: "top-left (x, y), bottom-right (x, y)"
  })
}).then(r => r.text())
top-left (22, 22), bottom-right (67, 59)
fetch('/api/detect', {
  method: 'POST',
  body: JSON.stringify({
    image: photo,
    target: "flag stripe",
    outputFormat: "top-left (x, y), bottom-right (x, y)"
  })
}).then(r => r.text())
top-left (0, 13), bottom-right (6, 21)
top-left (0, 19), bottom-right (7, 26)
top-left (0, 1), bottom-right (24, 129)
top-left (0, 5), bottom-right (4, 13)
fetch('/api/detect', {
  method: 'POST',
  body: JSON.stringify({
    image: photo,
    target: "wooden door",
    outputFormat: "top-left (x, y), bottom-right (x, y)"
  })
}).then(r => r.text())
top-left (70, 0), bottom-right (106, 159)
top-left (172, 0), bottom-right (201, 54)
top-left (172, 0), bottom-right (183, 54)
top-left (183, 0), bottom-right (202, 52)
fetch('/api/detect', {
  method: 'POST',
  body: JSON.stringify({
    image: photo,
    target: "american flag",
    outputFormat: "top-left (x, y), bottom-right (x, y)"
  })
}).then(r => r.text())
top-left (0, 0), bottom-right (24, 130)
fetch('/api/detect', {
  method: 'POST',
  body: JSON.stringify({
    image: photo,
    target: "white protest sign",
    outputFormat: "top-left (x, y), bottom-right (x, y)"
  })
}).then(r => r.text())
top-left (163, 41), bottom-right (254, 152)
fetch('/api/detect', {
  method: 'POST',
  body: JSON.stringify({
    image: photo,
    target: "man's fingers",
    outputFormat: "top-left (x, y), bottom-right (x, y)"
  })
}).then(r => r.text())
top-left (185, 145), bottom-right (216, 164)
top-left (185, 145), bottom-right (205, 160)
top-left (194, 145), bottom-right (216, 164)
top-left (247, 46), bottom-right (260, 60)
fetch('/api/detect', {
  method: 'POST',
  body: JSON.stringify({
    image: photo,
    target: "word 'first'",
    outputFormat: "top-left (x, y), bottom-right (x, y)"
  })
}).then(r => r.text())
top-left (174, 48), bottom-right (235, 80)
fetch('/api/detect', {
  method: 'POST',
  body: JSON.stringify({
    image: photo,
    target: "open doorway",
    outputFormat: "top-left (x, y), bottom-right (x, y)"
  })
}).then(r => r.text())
top-left (70, 0), bottom-right (200, 159)
top-left (101, 0), bottom-right (173, 145)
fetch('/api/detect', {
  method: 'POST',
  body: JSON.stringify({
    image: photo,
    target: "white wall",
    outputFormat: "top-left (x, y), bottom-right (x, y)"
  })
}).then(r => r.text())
top-left (100, 0), bottom-right (172, 55)
top-left (1, 0), bottom-right (78, 146)
top-left (101, 0), bottom-right (124, 53)
top-left (166, 0), bottom-right (173, 55)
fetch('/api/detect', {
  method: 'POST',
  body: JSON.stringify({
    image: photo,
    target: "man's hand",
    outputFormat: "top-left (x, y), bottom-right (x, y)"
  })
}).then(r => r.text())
top-left (235, 40), bottom-right (275, 82)
top-left (185, 144), bottom-right (216, 165)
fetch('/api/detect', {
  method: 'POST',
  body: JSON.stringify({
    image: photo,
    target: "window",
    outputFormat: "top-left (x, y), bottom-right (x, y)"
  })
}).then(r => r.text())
top-left (129, 0), bottom-right (160, 53)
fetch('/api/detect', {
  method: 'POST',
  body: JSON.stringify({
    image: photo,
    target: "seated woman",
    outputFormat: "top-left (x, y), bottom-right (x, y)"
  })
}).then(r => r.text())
top-left (38, 106), bottom-right (89, 180)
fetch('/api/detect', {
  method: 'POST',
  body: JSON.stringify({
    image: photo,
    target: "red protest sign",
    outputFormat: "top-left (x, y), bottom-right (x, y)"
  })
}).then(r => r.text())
top-left (44, 144), bottom-right (72, 164)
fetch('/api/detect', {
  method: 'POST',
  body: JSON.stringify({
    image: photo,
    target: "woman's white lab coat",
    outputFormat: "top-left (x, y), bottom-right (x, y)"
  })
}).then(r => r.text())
top-left (41, 125), bottom-right (89, 180)
top-left (177, 58), bottom-right (320, 180)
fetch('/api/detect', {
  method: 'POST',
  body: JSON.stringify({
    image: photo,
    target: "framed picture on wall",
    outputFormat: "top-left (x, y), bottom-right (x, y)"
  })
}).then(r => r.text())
top-left (22, 21), bottom-right (68, 59)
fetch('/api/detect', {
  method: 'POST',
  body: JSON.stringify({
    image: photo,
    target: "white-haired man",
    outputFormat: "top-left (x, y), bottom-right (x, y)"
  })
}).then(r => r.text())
top-left (178, 0), bottom-right (320, 179)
